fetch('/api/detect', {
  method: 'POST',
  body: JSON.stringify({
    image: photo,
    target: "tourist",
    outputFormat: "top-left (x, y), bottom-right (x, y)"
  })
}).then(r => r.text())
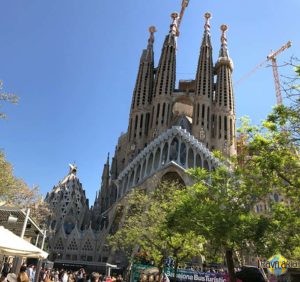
top-left (90, 273), bottom-right (100, 282)
top-left (1, 259), bottom-right (11, 278)
top-left (62, 271), bottom-right (68, 282)
top-left (17, 265), bottom-right (29, 282)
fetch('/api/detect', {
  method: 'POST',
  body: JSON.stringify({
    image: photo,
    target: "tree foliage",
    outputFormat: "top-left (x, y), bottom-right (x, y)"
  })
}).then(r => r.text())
top-left (167, 98), bottom-right (300, 282)
top-left (281, 57), bottom-right (300, 144)
top-left (108, 181), bottom-right (205, 272)
top-left (0, 150), bottom-right (50, 226)
top-left (0, 80), bottom-right (18, 119)
top-left (109, 63), bottom-right (300, 282)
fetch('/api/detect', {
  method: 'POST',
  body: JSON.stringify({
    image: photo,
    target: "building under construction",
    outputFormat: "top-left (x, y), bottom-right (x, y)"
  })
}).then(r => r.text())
top-left (45, 0), bottom-right (236, 272)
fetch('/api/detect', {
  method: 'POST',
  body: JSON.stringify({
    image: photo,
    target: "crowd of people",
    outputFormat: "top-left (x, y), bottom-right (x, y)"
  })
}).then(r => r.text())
top-left (0, 262), bottom-right (124, 282)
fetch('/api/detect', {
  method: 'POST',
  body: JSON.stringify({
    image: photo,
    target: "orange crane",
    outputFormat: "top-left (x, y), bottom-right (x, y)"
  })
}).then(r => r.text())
top-left (235, 40), bottom-right (292, 105)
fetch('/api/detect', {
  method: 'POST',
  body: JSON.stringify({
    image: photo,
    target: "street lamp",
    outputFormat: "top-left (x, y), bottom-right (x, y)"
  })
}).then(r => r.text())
top-left (106, 263), bottom-right (117, 277)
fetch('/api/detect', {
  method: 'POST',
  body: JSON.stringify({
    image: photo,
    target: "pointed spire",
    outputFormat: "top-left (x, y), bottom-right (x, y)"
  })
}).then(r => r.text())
top-left (216, 24), bottom-right (233, 71)
top-left (101, 153), bottom-right (110, 185)
top-left (219, 24), bottom-right (229, 58)
top-left (201, 12), bottom-right (212, 48)
top-left (169, 12), bottom-right (179, 36)
top-left (204, 12), bottom-right (211, 34)
top-left (145, 26), bottom-right (156, 60)
top-left (147, 26), bottom-right (156, 48)
top-left (221, 24), bottom-right (227, 45)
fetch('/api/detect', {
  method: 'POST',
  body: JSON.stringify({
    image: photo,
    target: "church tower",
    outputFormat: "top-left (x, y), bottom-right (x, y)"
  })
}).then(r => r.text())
top-left (46, 0), bottom-right (238, 271)
top-left (192, 12), bottom-right (214, 148)
top-left (45, 164), bottom-right (90, 234)
top-left (212, 25), bottom-right (236, 155)
top-left (148, 12), bottom-right (178, 140)
top-left (127, 27), bottom-right (156, 158)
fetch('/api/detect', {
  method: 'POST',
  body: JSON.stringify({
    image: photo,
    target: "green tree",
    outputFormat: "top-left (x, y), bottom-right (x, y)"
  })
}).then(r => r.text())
top-left (167, 102), bottom-right (300, 281)
top-left (166, 166), bottom-right (265, 282)
top-left (281, 59), bottom-right (300, 144)
top-left (108, 181), bottom-right (205, 278)
top-left (0, 80), bottom-right (18, 119)
top-left (0, 150), bottom-right (50, 226)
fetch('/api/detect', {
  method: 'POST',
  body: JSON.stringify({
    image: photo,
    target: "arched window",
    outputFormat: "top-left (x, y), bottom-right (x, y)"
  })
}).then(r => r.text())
top-left (124, 175), bottom-right (129, 193)
top-left (64, 219), bottom-right (75, 235)
top-left (129, 172), bottom-right (134, 188)
top-left (135, 165), bottom-right (141, 184)
top-left (162, 143), bottom-right (168, 165)
top-left (141, 159), bottom-right (146, 179)
top-left (179, 142), bottom-right (187, 166)
top-left (154, 148), bottom-right (161, 170)
top-left (188, 148), bottom-right (194, 168)
top-left (195, 154), bottom-right (202, 167)
top-left (170, 137), bottom-right (179, 162)
top-left (147, 153), bottom-right (154, 175)
top-left (203, 160), bottom-right (209, 170)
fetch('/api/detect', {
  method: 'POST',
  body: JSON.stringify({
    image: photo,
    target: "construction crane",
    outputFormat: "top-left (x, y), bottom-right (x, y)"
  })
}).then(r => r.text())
top-left (177, 0), bottom-right (189, 32)
top-left (170, 0), bottom-right (189, 38)
top-left (267, 40), bottom-right (292, 105)
top-left (235, 40), bottom-right (292, 105)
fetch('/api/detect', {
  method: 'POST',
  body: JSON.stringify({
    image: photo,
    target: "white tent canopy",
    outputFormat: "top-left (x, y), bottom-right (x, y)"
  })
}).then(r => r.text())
top-left (0, 226), bottom-right (48, 259)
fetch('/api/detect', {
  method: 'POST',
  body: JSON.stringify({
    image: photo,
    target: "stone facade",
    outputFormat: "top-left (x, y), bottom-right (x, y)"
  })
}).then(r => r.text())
top-left (45, 4), bottom-right (236, 272)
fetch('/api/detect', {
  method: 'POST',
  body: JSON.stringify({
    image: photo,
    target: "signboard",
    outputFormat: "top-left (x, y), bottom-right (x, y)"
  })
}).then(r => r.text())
top-left (130, 263), bottom-right (157, 282)
top-left (164, 267), bottom-right (229, 282)
top-left (130, 264), bottom-right (230, 282)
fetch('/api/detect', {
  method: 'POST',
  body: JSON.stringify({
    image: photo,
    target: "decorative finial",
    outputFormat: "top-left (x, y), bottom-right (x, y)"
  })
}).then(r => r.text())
top-left (148, 26), bottom-right (157, 45)
top-left (220, 24), bottom-right (228, 45)
top-left (69, 163), bottom-right (77, 175)
top-left (170, 12), bottom-right (179, 36)
top-left (149, 26), bottom-right (157, 34)
top-left (204, 12), bottom-right (212, 32)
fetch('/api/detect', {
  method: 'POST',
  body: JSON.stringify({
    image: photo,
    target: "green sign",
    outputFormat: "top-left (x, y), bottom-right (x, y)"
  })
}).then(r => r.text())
top-left (130, 263), bottom-right (154, 282)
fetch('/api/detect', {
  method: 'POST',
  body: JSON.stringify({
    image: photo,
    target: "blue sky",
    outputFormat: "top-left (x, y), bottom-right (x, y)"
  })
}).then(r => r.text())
top-left (0, 0), bottom-right (299, 205)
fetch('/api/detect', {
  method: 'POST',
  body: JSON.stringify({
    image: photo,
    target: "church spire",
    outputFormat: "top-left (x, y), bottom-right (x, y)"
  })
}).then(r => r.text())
top-left (192, 12), bottom-right (214, 147)
top-left (127, 27), bottom-right (156, 158)
top-left (110, 147), bottom-right (118, 180)
top-left (218, 24), bottom-right (231, 63)
top-left (101, 153), bottom-right (110, 187)
top-left (147, 26), bottom-right (156, 51)
top-left (148, 12), bottom-right (179, 138)
top-left (202, 12), bottom-right (212, 47)
top-left (213, 24), bottom-right (236, 156)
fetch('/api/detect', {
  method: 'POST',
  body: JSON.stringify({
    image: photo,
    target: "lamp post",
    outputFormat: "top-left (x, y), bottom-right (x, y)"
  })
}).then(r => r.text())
top-left (34, 229), bottom-right (47, 282)
top-left (106, 263), bottom-right (117, 277)
top-left (11, 208), bottom-right (31, 274)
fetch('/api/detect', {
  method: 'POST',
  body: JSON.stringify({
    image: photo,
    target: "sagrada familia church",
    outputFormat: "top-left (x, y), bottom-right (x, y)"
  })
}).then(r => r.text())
top-left (45, 0), bottom-right (236, 272)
